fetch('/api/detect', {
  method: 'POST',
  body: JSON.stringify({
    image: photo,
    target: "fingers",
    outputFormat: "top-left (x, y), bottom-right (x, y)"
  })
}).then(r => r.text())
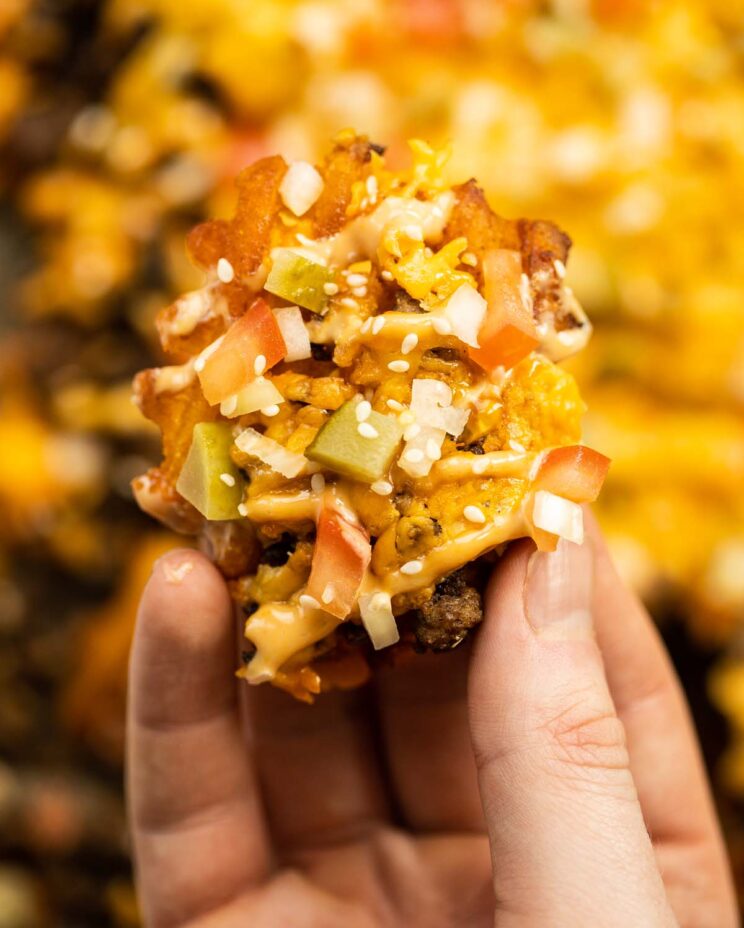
top-left (585, 512), bottom-right (738, 927)
top-left (128, 550), bottom-right (270, 928)
top-left (247, 683), bottom-right (390, 860)
top-left (469, 541), bottom-right (677, 927)
top-left (375, 645), bottom-right (485, 832)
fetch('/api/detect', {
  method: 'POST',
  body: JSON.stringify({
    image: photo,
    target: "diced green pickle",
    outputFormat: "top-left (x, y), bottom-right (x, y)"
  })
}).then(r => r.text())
top-left (265, 249), bottom-right (332, 314)
top-left (176, 422), bottom-right (244, 520)
top-left (306, 400), bottom-right (402, 483)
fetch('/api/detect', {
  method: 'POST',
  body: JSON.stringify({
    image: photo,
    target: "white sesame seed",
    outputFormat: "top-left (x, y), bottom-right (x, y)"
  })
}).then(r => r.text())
top-left (237, 503), bottom-right (248, 517)
top-left (355, 400), bottom-right (372, 422)
top-left (311, 473), bottom-right (325, 493)
top-left (221, 394), bottom-right (238, 416)
top-left (386, 399), bottom-right (404, 412)
top-left (402, 224), bottom-right (423, 241)
top-left (461, 251), bottom-right (478, 267)
top-left (464, 505), bottom-right (487, 524)
top-left (372, 316), bottom-right (385, 334)
top-left (403, 448), bottom-right (424, 463)
top-left (508, 439), bottom-right (526, 452)
top-left (220, 472), bottom-right (236, 487)
top-left (194, 356), bottom-right (206, 373)
top-left (358, 422), bottom-right (379, 439)
top-left (347, 273), bottom-right (367, 288)
top-left (352, 286), bottom-right (367, 298)
top-left (261, 404), bottom-right (280, 417)
top-left (323, 281), bottom-right (339, 295)
top-left (400, 560), bottom-right (423, 575)
top-left (401, 333), bottom-right (418, 355)
top-left (299, 594), bottom-right (320, 610)
top-left (426, 439), bottom-right (442, 460)
top-left (404, 423), bottom-right (421, 441)
top-left (398, 410), bottom-right (415, 426)
top-left (371, 479), bottom-right (393, 495)
top-left (366, 175), bottom-right (378, 199)
top-left (217, 257), bottom-right (234, 282)
top-left (472, 458), bottom-right (488, 474)
top-left (340, 297), bottom-right (359, 309)
top-left (360, 318), bottom-right (373, 334)
top-left (254, 354), bottom-right (266, 376)
top-left (321, 583), bottom-right (335, 604)
top-left (432, 317), bottom-right (452, 336)
top-left (381, 269), bottom-right (394, 281)
top-left (388, 360), bottom-right (410, 373)
top-left (554, 259), bottom-right (566, 279)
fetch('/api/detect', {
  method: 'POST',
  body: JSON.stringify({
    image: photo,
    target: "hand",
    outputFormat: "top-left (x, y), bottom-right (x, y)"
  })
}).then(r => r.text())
top-left (127, 514), bottom-right (737, 927)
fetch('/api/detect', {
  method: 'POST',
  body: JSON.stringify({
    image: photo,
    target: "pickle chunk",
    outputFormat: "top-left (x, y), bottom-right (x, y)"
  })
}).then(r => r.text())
top-left (306, 400), bottom-right (402, 483)
top-left (176, 422), bottom-right (244, 520)
top-left (265, 249), bottom-right (332, 314)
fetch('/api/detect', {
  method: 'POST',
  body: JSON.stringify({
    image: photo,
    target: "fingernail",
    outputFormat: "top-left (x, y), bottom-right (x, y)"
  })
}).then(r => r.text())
top-left (157, 553), bottom-right (195, 585)
top-left (524, 539), bottom-right (594, 639)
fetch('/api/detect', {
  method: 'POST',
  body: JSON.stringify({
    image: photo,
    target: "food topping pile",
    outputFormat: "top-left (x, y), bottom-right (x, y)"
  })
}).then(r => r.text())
top-left (134, 132), bottom-right (608, 700)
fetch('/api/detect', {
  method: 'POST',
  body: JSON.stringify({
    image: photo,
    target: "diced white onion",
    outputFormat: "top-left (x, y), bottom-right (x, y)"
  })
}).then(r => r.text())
top-left (532, 491), bottom-right (584, 545)
top-left (410, 378), bottom-right (469, 438)
top-left (272, 305), bottom-right (312, 361)
top-left (359, 592), bottom-right (399, 650)
top-left (279, 161), bottom-right (324, 216)
top-left (235, 427), bottom-right (308, 478)
top-left (398, 425), bottom-right (446, 478)
top-left (220, 377), bottom-right (284, 418)
top-left (437, 283), bottom-right (487, 349)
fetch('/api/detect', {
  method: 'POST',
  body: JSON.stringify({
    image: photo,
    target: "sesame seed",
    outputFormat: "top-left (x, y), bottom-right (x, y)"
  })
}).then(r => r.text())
top-left (217, 257), bottom-right (234, 283)
top-left (355, 400), bottom-right (372, 422)
top-left (400, 560), bottom-right (423, 575)
top-left (237, 503), bottom-right (248, 517)
top-left (220, 473), bottom-right (236, 487)
top-left (261, 404), bottom-right (280, 417)
top-left (386, 399), bottom-right (404, 412)
top-left (402, 224), bottom-right (423, 241)
top-left (388, 360), bottom-right (410, 373)
top-left (194, 357), bottom-right (206, 372)
top-left (404, 423), bottom-right (421, 440)
top-left (381, 269), bottom-right (394, 281)
top-left (352, 286), bottom-right (368, 298)
top-left (311, 473), bottom-right (325, 493)
top-left (371, 480), bottom-right (393, 495)
top-left (347, 273), bottom-right (367, 288)
top-left (403, 448), bottom-right (424, 463)
top-left (366, 175), bottom-right (378, 199)
top-left (426, 439), bottom-right (442, 460)
top-left (254, 355), bottom-right (266, 376)
top-left (464, 505), bottom-right (486, 524)
top-left (509, 439), bottom-right (526, 452)
top-left (554, 259), bottom-right (566, 279)
top-left (221, 395), bottom-right (238, 416)
top-left (299, 594), bottom-right (320, 610)
top-left (372, 317), bottom-right (385, 335)
top-left (321, 583), bottom-right (335, 604)
top-left (358, 422), bottom-right (379, 439)
top-left (461, 252), bottom-right (478, 267)
top-left (340, 297), bottom-right (359, 309)
top-left (323, 281), bottom-right (339, 295)
top-left (360, 318), bottom-right (373, 333)
top-left (401, 333), bottom-right (418, 355)
top-left (398, 410), bottom-right (415, 426)
top-left (472, 458), bottom-right (488, 474)
top-left (432, 317), bottom-right (452, 336)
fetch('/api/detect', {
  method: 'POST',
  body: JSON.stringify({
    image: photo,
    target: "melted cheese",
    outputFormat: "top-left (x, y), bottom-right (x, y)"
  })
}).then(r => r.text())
top-left (243, 602), bottom-right (339, 683)
top-left (244, 490), bottom-right (318, 523)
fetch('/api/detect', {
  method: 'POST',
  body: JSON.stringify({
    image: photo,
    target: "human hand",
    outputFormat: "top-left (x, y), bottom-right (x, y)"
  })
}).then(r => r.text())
top-left (127, 514), bottom-right (737, 927)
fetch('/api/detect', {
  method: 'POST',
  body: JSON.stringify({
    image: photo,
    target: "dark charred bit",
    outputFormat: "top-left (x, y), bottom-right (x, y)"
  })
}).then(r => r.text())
top-left (241, 644), bottom-right (257, 663)
top-left (369, 142), bottom-right (387, 156)
top-left (413, 565), bottom-right (485, 651)
top-left (424, 346), bottom-right (460, 362)
top-left (464, 438), bottom-right (485, 454)
top-left (261, 533), bottom-right (297, 566)
top-left (311, 342), bottom-right (334, 361)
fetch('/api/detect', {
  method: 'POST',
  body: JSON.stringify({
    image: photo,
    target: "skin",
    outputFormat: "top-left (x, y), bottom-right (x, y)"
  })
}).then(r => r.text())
top-left (127, 513), bottom-right (738, 927)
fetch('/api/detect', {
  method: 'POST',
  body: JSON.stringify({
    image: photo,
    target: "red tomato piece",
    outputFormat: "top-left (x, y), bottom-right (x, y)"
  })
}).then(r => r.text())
top-left (468, 249), bottom-right (539, 372)
top-left (198, 297), bottom-right (286, 406)
top-left (534, 445), bottom-right (611, 503)
top-left (306, 500), bottom-right (372, 620)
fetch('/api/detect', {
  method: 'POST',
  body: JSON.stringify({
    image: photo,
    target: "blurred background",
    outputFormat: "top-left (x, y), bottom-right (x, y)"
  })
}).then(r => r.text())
top-left (0, 0), bottom-right (743, 923)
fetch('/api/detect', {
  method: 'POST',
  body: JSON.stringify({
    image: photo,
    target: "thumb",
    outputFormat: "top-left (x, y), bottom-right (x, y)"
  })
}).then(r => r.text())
top-left (469, 540), bottom-right (676, 928)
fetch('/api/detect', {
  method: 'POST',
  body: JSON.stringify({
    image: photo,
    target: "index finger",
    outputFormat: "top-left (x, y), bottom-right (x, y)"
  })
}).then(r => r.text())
top-left (127, 550), bottom-right (271, 927)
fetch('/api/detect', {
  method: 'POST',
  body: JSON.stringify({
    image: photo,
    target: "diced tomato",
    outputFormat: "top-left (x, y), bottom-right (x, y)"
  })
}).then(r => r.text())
top-left (468, 249), bottom-right (539, 372)
top-left (306, 499), bottom-right (371, 620)
top-left (534, 445), bottom-right (611, 503)
top-left (198, 298), bottom-right (286, 406)
top-left (399, 0), bottom-right (464, 44)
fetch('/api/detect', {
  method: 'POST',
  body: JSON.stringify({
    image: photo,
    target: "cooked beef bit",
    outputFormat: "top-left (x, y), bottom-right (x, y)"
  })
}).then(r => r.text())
top-left (311, 342), bottom-right (334, 361)
top-left (262, 533), bottom-right (297, 566)
top-left (413, 566), bottom-right (484, 650)
top-left (369, 142), bottom-right (387, 155)
top-left (464, 438), bottom-right (485, 454)
top-left (392, 290), bottom-right (424, 313)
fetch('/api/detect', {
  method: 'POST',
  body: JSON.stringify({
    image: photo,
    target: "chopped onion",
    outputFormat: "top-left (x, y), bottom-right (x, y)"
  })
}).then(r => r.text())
top-left (359, 591), bottom-right (399, 650)
top-left (220, 377), bottom-right (284, 418)
top-left (272, 305), bottom-right (312, 361)
top-left (410, 378), bottom-right (469, 438)
top-left (398, 425), bottom-right (446, 478)
top-left (532, 491), bottom-right (584, 545)
top-left (279, 161), bottom-right (324, 216)
top-left (437, 283), bottom-right (487, 348)
top-left (235, 427), bottom-right (308, 478)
